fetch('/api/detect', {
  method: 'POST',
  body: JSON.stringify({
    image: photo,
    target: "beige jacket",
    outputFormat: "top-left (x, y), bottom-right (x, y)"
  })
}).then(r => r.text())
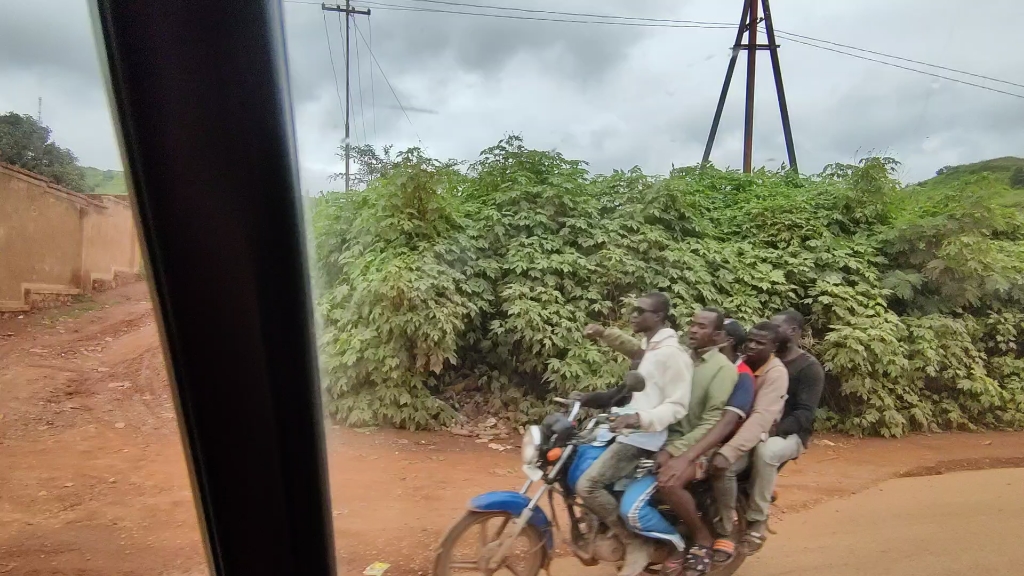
top-left (717, 355), bottom-right (788, 464)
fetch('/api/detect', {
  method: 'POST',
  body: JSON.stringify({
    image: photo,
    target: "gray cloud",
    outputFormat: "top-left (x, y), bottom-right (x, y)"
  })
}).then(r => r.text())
top-left (1, 0), bottom-right (1022, 194)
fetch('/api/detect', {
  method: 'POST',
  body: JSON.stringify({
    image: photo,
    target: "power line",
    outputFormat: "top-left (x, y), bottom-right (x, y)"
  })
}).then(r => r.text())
top-left (335, 13), bottom-right (360, 145)
top-left (303, 0), bottom-right (1024, 101)
top-left (356, 1), bottom-right (735, 29)
top-left (395, 0), bottom-right (733, 27)
top-left (773, 29), bottom-right (1024, 91)
top-left (321, 11), bottom-right (347, 119)
top-left (324, 2), bottom-right (372, 191)
top-left (367, 0), bottom-right (1024, 92)
top-left (368, 18), bottom-right (378, 141)
top-left (353, 21), bottom-right (421, 141)
top-left (353, 17), bottom-right (370, 143)
top-left (774, 31), bottom-right (1024, 100)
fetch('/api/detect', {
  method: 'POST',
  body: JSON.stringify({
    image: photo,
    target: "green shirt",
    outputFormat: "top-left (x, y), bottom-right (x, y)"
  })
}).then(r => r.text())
top-left (664, 348), bottom-right (737, 456)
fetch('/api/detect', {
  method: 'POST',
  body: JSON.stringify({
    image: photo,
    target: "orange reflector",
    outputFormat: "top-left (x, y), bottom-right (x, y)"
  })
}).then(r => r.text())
top-left (546, 447), bottom-right (563, 462)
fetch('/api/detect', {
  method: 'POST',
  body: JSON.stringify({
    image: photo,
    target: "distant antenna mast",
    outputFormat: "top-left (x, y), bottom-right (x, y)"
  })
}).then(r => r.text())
top-left (701, 0), bottom-right (797, 173)
top-left (37, 97), bottom-right (42, 123)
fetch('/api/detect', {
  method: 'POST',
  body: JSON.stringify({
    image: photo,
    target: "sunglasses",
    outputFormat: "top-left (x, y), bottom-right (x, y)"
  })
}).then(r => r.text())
top-left (631, 305), bottom-right (658, 316)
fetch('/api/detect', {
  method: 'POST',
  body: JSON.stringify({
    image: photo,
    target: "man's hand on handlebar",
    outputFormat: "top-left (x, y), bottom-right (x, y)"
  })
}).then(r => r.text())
top-left (610, 413), bottom-right (640, 432)
top-left (568, 391), bottom-right (587, 404)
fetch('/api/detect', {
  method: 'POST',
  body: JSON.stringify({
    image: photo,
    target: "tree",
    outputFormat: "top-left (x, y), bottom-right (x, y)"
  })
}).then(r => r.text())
top-left (0, 112), bottom-right (91, 193)
top-left (330, 143), bottom-right (462, 191)
top-left (1010, 166), bottom-right (1024, 189)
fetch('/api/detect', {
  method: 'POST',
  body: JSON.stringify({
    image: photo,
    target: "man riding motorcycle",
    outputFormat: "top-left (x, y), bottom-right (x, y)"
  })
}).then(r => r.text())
top-left (709, 321), bottom-right (788, 562)
top-left (646, 309), bottom-right (738, 576)
top-left (574, 292), bottom-right (693, 576)
top-left (735, 310), bottom-right (824, 554)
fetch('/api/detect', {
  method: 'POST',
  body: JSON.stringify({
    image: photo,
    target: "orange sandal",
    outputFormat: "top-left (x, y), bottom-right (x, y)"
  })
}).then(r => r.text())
top-left (711, 539), bottom-right (736, 563)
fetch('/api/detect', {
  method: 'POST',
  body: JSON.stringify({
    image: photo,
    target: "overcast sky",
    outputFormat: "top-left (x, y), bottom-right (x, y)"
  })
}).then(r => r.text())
top-left (2, 0), bottom-right (1022, 192)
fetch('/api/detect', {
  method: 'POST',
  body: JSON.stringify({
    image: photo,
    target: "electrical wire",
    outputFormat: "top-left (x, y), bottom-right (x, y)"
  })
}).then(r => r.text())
top-left (353, 17), bottom-right (370, 143)
top-left (357, 0), bottom-right (1024, 91)
top-left (772, 30), bottom-right (1024, 100)
top-left (772, 29), bottom-right (1024, 91)
top-left (321, 11), bottom-right (347, 121)
top-left (302, 0), bottom-right (1024, 101)
top-left (395, 0), bottom-right (733, 27)
top-left (336, 13), bottom-right (360, 145)
top-left (368, 18), bottom-right (378, 141)
top-left (353, 21), bottom-right (421, 141)
top-left (356, 0), bottom-right (735, 30)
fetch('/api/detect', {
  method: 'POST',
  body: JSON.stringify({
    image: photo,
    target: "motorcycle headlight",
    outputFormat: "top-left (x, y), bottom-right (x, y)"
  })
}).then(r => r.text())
top-left (521, 425), bottom-right (542, 465)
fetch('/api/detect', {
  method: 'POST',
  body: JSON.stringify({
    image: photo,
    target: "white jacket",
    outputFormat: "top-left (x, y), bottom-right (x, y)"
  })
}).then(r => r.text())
top-left (629, 328), bottom-right (693, 432)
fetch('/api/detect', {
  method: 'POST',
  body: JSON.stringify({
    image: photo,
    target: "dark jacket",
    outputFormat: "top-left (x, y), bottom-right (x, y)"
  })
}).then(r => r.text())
top-left (775, 350), bottom-right (824, 446)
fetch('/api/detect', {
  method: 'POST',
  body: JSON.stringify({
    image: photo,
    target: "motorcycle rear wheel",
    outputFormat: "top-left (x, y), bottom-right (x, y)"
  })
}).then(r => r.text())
top-left (433, 511), bottom-right (546, 576)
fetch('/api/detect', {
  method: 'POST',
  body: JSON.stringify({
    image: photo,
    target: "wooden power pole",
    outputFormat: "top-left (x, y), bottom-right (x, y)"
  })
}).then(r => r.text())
top-left (322, 2), bottom-right (371, 191)
top-left (702, 0), bottom-right (797, 173)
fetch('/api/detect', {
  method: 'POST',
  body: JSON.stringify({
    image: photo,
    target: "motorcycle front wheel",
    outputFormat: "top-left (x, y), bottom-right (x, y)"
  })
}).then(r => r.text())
top-left (433, 511), bottom-right (546, 576)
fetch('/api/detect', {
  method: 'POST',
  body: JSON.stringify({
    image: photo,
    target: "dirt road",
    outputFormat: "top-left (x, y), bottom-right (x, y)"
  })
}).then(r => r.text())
top-left (556, 467), bottom-right (1024, 576)
top-left (1, 283), bottom-right (1023, 575)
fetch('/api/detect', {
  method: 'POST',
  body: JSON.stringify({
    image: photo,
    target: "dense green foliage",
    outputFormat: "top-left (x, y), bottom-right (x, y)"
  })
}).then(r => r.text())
top-left (313, 138), bottom-right (1024, 436)
top-left (82, 167), bottom-right (128, 195)
top-left (0, 112), bottom-right (90, 193)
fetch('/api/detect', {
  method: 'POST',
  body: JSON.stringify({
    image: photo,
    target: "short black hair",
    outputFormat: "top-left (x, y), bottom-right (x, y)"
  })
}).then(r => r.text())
top-left (750, 321), bottom-right (781, 342)
top-left (642, 292), bottom-right (671, 316)
top-left (775, 309), bottom-right (805, 332)
top-left (723, 318), bottom-right (747, 347)
top-left (701, 307), bottom-right (726, 331)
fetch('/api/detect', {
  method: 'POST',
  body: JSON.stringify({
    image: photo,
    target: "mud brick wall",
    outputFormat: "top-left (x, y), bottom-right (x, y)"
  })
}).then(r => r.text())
top-left (0, 163), bottom-right (142, 310)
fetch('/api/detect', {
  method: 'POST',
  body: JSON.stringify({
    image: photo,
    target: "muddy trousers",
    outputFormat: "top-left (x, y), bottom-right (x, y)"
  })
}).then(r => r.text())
top-left (576, 441), bottom-right (649, 526)
top-left (713, 434), bottom-right (804, 531)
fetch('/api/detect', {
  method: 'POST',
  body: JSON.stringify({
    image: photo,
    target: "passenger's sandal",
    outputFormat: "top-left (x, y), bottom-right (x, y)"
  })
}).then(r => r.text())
top-left (740, 530), bottom-right (767, 555)
top-left (711, 539), bottom-right (736, 563)
top-left (682, 544), bottom-right (713, 576)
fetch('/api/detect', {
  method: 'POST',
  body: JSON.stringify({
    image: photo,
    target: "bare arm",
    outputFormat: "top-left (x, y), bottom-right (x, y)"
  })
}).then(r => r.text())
top-left (664, 364), bottom-right (736, 456)
top-left (681, 411), bottom-right (742, 460)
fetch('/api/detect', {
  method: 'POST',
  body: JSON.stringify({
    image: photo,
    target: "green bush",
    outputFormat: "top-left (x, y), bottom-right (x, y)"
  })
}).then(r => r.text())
top-left (312, 137), bottom-right (1024, 435)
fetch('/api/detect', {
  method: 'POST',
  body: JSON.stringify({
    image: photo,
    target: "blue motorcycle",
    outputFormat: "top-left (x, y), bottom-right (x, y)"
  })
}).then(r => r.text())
top-left (432, 396), bottom-right (751, 576)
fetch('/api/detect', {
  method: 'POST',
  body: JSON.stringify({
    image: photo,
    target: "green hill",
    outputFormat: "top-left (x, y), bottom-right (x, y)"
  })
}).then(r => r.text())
top-left (82, 166), bottom-right (127, 195)
top-left (904, 157), bottom-right (1024, 214)
top-left (916, 156), bottom-right (1024, 189)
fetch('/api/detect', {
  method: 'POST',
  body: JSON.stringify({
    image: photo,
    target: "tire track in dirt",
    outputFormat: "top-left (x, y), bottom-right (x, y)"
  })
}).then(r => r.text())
top-left (0, 287), bottom-right (170, 443)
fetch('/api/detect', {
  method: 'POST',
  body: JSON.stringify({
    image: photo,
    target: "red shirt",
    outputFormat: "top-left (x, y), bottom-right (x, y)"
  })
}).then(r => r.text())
top-left (725, 360), bottom-right (756, 437)
top-left (737, 359), bottom-right (753, 378)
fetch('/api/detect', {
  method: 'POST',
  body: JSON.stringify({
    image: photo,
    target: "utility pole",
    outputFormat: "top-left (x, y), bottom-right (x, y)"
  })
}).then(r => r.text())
top-left (322, 2), bottom-right (371, 191)
top-left (741, 0), bottom-right (758, 174)
top-left (37, 97), bottom-right (42, 123)
top-left (702, 0), bottom-right (797, 173)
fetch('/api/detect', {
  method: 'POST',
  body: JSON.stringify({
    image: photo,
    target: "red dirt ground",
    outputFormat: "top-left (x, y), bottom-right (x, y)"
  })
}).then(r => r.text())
top-left (1, 282), bottom-right (1023, 575)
